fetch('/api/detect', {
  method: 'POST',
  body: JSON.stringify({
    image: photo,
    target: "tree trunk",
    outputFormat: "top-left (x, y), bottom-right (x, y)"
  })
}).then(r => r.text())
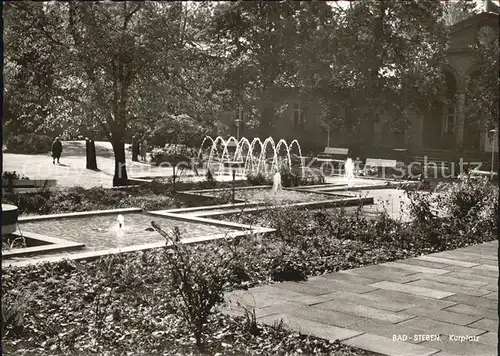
top-left (112, 135), bottom-right (128, 186)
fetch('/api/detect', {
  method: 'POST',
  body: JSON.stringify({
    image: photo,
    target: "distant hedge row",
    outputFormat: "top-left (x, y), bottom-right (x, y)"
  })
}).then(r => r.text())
top-left (5, 134), bottom-right (52, 154)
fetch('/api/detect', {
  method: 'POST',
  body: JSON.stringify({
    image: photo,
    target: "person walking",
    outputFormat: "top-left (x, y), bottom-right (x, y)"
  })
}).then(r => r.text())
top-left (51, 137), bottom-right (63, 164)
top-left (140, 138), bottom-right (148, 161)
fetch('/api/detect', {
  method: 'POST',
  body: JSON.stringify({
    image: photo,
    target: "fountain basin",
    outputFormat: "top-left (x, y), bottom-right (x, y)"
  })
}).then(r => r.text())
top-left (2, 204), bottom-right (18, 235)
top-left (18, 212), bottom-right (237, 251)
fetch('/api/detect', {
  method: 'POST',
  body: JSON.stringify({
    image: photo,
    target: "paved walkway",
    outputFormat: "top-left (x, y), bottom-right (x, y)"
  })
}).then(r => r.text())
top-left (3, 140), bottom-right (245, 188)
top-left (225, 240), bottom-right (498, 356)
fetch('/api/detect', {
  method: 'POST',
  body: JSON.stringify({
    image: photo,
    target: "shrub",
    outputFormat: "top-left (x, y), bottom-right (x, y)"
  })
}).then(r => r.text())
top-left (5, 134), bottom-right (52, 154)
top-left (443, 175), bottom-right (495, 221)
top-left (246, 171), bottom-right (270, 186)
top-left (279, 165), bottom-right (300, 187)
top-left (205, 168), bottom-right (217, 187)
top-left (151, 223), bottom-right (242, 349)
top-left (150, 146), bottom-right (197, 167)
top-left (1, 186), bottom-right (177, 215)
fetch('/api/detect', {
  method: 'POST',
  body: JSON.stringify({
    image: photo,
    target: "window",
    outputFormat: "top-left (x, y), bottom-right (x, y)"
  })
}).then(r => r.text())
top-left (443, 104), bottom-right (456, 134)
top-left (292, 102), bottom-right (305, 129)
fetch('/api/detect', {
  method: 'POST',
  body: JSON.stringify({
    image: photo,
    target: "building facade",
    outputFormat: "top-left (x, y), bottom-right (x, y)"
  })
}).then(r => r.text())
top-left (222, 9), bottom-right (499, 157)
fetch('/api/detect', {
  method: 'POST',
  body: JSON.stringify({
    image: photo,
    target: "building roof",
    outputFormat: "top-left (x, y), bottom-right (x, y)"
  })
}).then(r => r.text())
top-left (449, 4), bottom-right (499, 34)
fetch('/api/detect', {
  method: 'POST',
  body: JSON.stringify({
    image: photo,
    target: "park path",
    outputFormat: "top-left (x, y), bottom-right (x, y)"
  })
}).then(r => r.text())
top-left (225, 240), bottom-right (498, 356)
top-left (2, 141), bottom-right (180, 188)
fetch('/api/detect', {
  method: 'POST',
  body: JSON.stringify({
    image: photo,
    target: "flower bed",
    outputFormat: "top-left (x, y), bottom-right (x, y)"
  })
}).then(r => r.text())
top-left (2, 249), bottom-right (377, 356)
top-left (1, 176), bottom-right (496, 355)
top-left (1, 186), bottom-right (179, 216)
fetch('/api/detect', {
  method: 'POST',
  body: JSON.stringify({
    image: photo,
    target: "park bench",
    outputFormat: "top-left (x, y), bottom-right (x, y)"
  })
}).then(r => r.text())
top-left (413, 156), bottom-right (452, 178)
top-left (316, 147), bottom-right (349, 162)
top-left (362, 158), bottom-right (398, 177)
top-left (2, 179), bottom-right (57, 193)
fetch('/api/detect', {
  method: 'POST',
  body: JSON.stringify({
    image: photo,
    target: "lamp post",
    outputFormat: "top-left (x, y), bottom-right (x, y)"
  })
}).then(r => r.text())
top-left (327, 128), bottom-right (330, 148)
top-left (488, 129), bottom-right (497, 180)
top-left (235, 106), bottom-right (242, 140)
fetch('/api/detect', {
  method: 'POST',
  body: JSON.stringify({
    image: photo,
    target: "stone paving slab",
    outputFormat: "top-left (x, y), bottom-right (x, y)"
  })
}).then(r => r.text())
top-left (315, 290), bottom-right (416, 312)
top-left (451, 266), bottom-right (498, 278)
top-left (419, 337), bottom-right (496, 355)
top-left (341, 333), bottom-right (440, 356)
top-left (483, 292), bottom-right (498, 300)
top-left (258, 313), bottom-right (363, 341)
top-left (409, 272), bottom-right (490, 288)
top-left (341, 266), bottom-right (421, 283)
top-left (364, 289), bottom-right (458, 310)
top-left (468, 318), bottom-right (498, 333)
top-left (416, 255), bottom-right (480, 268)
top-left (261, 303), bottom-right (369, 328)
top-left (380, 262), bottom-right (451, 275)
top-left (402, 306), bottom-right (482, 326)
top-left (472, 263), bottom-right (498, 272)
top-left (475, 331), bottom-right (498, 346)
top-left (317, 299), bottom-right (415, 323)
top-left (222, 241), bottom-right (498, 356)
top-left (400, 258), bottom-right (460, 271)
top-left (347, 319), bottom-right (425, 344)
top-left (444, 303), bottom-right (499, 320)
top-left (442, 293), bottom-right (497, 310)
top-left (399, 317), bottom-right (487, 337)
top-left (369, 281), bottom-right (455, 299)
top-left (444, 271), bottom-right (497, 285)
top-left (407, 279), bottom-right (491, 297)
top-left (431, 250), bottom-right (491, 261)
top-left (469, 258), bottom-right (498, 266)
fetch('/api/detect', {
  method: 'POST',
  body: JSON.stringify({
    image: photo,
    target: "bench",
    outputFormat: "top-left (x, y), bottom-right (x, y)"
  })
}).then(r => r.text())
top-left (316, 147), bottom-right (349, 162)
top-left (362, 158), bottom-right (398, 177)
top-left (2, 179), bottom-right (57, 193)
top-left (413, 156), bottom-right (452, 177)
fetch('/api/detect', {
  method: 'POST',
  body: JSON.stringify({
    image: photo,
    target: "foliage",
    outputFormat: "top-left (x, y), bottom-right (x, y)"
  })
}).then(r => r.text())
top-left (205, 167), bottom-right (217, 187)
top-left (2, 171), bottom-right (30, 180)
top-left (2, 179), bottom-right (497, 354)
top-left (150, 145), bottom-right (198, 167)
top-left (152, 223), bottom-right (242, 349)
top-left (2, 252), bottom-right (375, 356)
top-left (443, 175), bottom-right (495, 221)
top-left (4, 2), bottom-right (222, 185)
top-left (246, 172), bottom-right (271, 186)
top-left (2, 235), bottom-right (27, 251)
top-left (1, 186), bottom-right (178, 216)
top-left (464, 29), bottom-right (499, 131)
top-left (149, 114), bottom-right (209, 148)
top-left (5, 134), bottom-right (52, 154)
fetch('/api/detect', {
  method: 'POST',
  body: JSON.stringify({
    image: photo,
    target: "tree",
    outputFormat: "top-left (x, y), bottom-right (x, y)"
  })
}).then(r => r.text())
top-left (464, 29), bottom-right (499, 131)
top-left (4, 2), bottom-right (221, 186)
top-left (210, 1), bottom-right (335, 136)
top-left (317, 0), bottom-right (450, 138)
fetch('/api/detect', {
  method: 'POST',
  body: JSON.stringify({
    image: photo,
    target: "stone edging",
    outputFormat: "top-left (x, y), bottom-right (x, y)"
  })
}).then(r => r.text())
top-left (18, 208), bottom-right (142, 222)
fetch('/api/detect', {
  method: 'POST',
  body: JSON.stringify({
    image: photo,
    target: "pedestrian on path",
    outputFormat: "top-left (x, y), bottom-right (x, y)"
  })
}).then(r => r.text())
top-left (140, 138), bottom-right (148, 162)
top-left (51, 137), bottom-right (63, 164)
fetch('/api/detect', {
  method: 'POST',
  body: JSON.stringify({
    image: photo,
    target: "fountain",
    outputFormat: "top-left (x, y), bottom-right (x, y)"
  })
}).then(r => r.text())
top-left (197, 136), bottom-right (304, 178)
top-left (272, 171), bottom-right (282, 192)
top-left (117, 214), bottom-right (125, 228)
top-left (345, 158), bottom-right (355, 180)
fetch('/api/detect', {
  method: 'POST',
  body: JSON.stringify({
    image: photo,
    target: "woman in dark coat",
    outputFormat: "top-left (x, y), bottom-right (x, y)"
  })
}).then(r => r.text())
top-left (51, 137), bottom-right (63, 164)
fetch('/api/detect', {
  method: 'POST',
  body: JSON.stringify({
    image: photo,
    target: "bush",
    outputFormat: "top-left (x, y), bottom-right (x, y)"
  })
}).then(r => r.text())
top-left (5, 134), bottom-right (52, 154)
top-left (246, 171), bottom-right (270, 186)
top-left (205, 168), bottom-right (217, 187)
top-left (150, 146), bottom-right (198, 167)
top-left (443, 175), bottom-right (495, 221)
top-left (151, 223), bottom-right (243, 349)
top-left (279, 165), bottom-right (301, 187)
top-left (2, 186), bottom-right (177, 215)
